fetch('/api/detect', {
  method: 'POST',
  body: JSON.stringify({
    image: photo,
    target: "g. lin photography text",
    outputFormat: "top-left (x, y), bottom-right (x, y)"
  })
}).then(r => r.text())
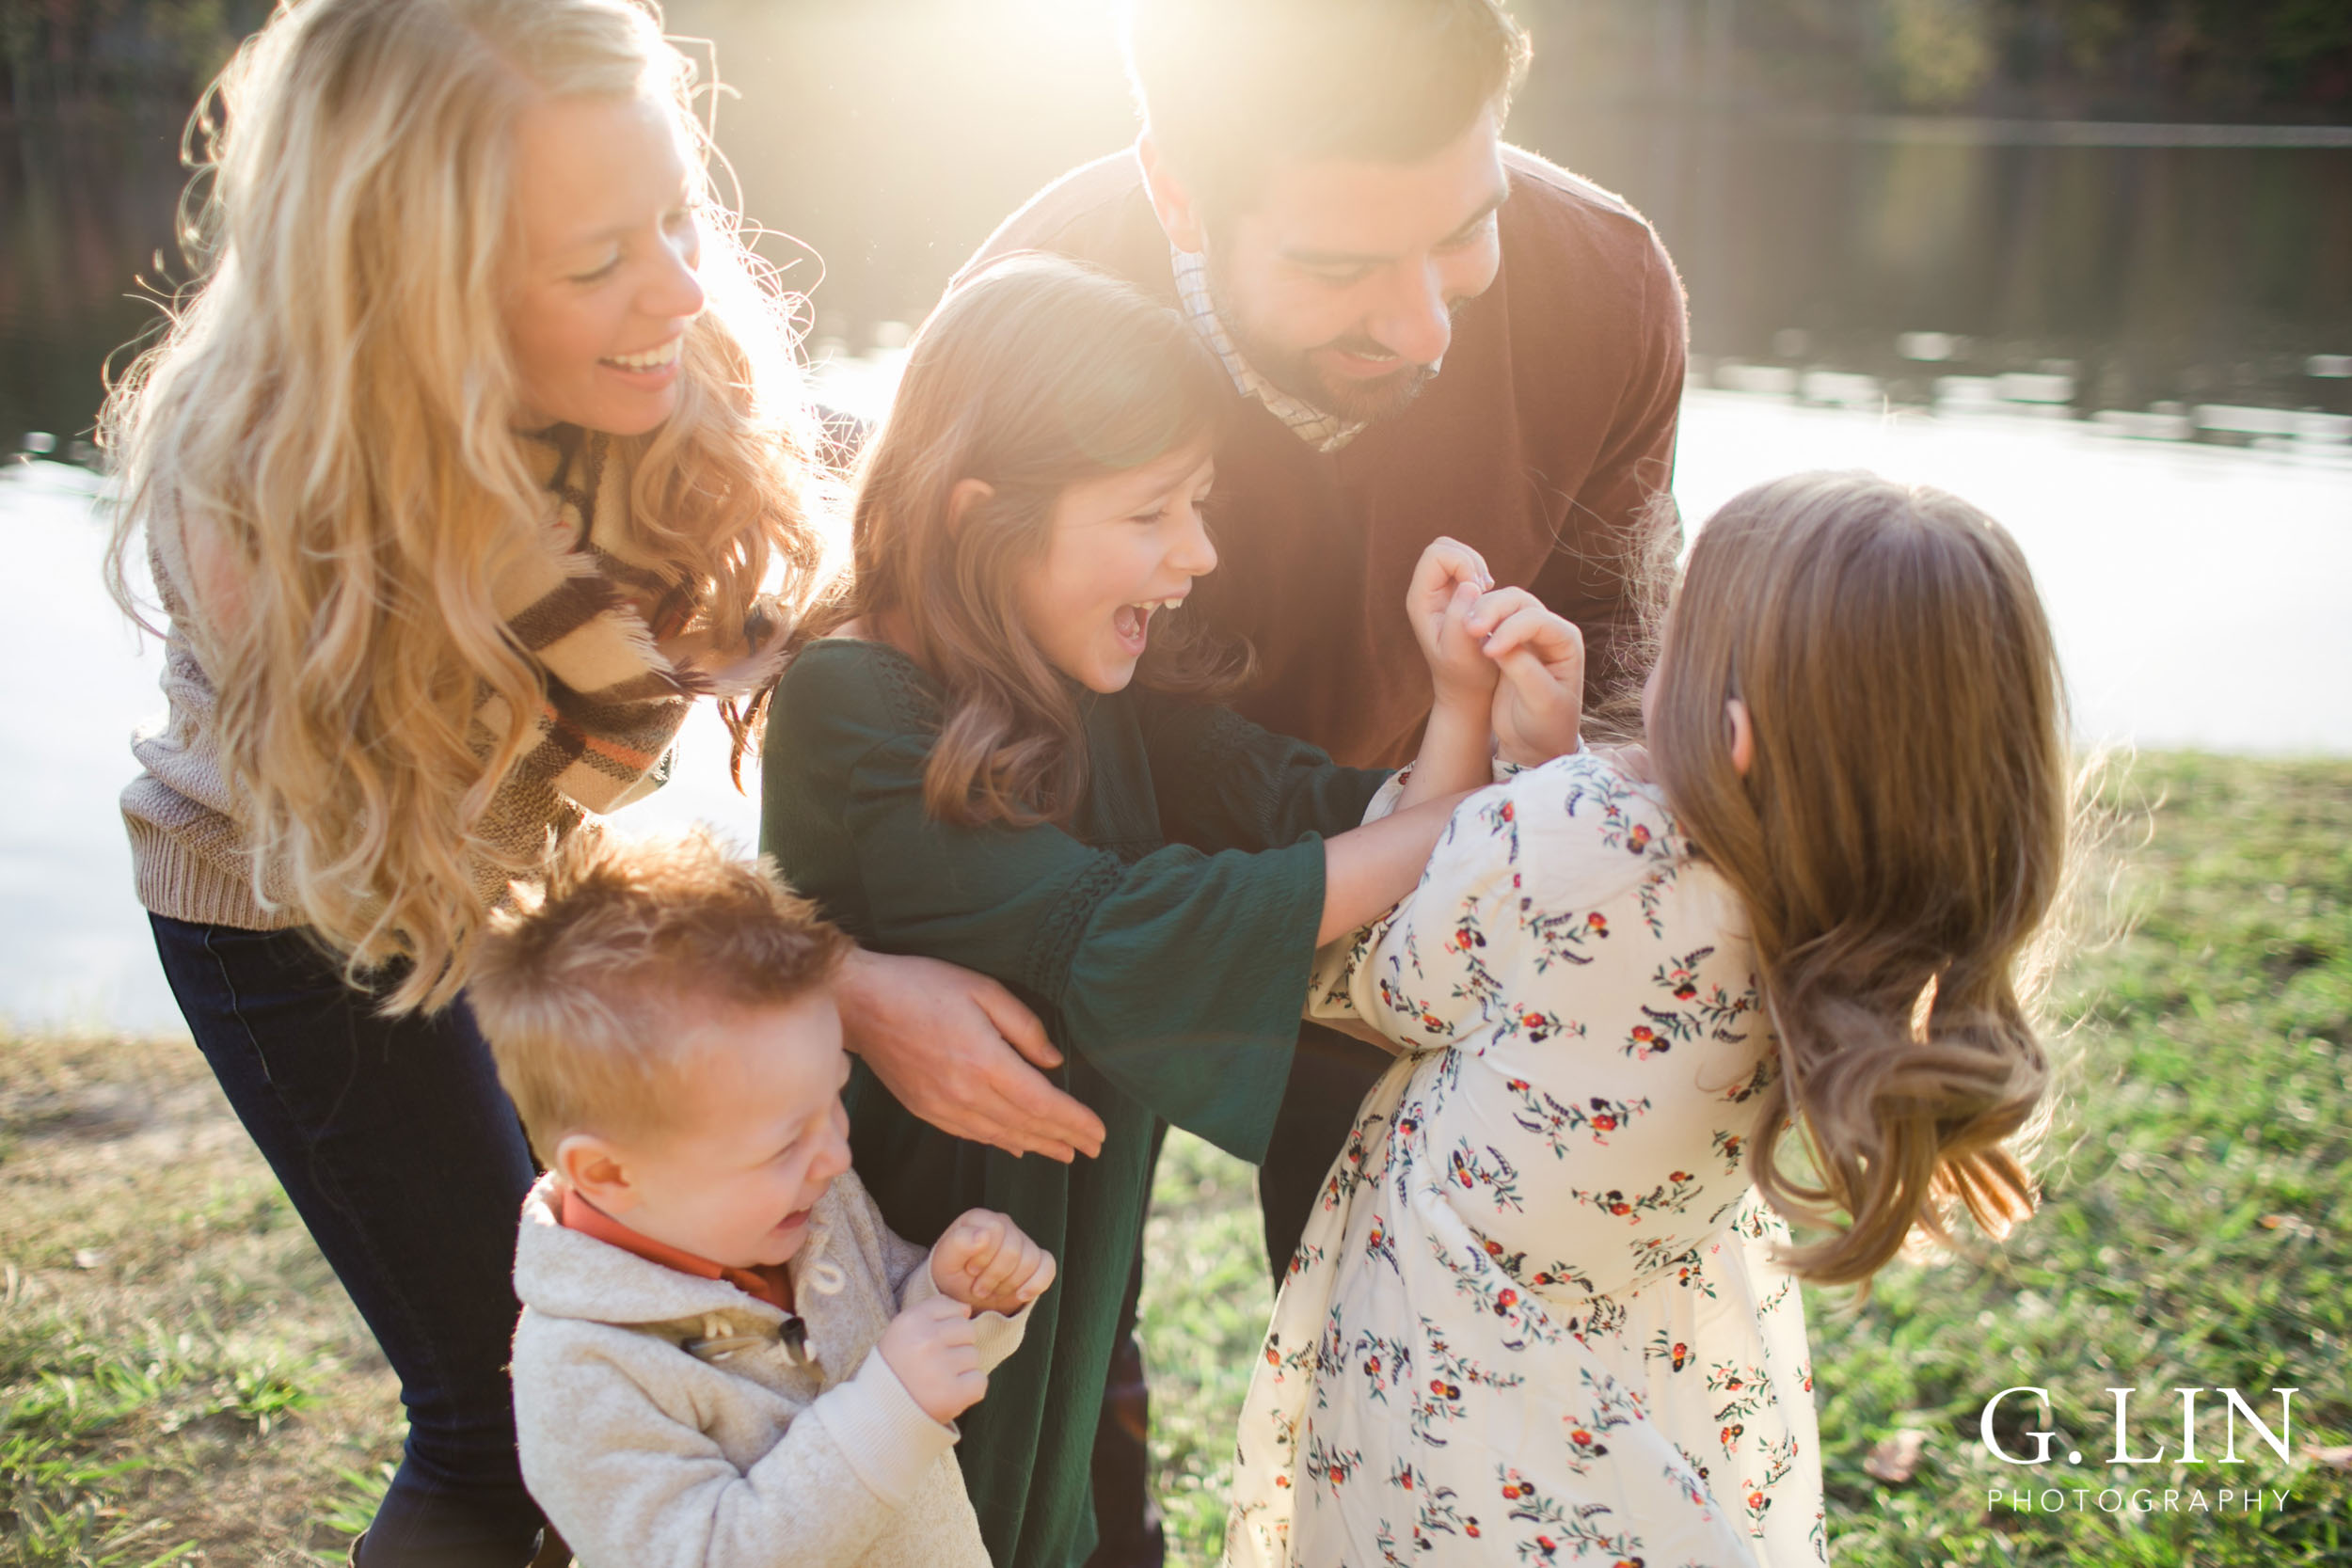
top-left (1981, 1385), bottom-right (2307, 1516)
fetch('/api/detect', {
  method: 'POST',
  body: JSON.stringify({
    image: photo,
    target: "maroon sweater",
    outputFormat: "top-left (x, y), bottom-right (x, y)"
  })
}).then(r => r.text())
top-left (960, 144), bottom-right (1688, 769)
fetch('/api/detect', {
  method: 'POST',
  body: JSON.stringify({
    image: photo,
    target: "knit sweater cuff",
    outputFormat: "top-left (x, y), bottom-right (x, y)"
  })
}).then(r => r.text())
top-left (811, 1349), bottom-right (959, 1508)
top-left (971, 1301), bottom-right (1030, 1370)
top-left (907, 1248), bottom-right (1035, 1372)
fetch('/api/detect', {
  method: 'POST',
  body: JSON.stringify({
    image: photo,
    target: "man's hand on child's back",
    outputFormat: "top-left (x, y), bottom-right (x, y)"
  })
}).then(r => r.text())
top-left (930, 1209), bottom-right (1057, 1317)
top-left (879, 1295), bottom-right (987, 1424)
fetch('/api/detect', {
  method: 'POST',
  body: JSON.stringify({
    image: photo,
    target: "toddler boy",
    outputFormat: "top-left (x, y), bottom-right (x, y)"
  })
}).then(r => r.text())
top-left (469, 829), bottom-right (1054, 1568)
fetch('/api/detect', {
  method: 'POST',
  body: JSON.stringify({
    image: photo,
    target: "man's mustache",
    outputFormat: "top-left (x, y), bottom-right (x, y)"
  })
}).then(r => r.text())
top-left (1315, 299), bottom-right (1470, 369)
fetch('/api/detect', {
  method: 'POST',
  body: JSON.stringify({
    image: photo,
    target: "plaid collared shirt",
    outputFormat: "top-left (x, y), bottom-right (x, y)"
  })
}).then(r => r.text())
top-left (1170, 244), bottom-right (1370, 454)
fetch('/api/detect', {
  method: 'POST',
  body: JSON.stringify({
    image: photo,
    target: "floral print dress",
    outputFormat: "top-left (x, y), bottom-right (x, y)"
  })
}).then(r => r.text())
top-left (1226, 752), bottom-right (1827, 1568)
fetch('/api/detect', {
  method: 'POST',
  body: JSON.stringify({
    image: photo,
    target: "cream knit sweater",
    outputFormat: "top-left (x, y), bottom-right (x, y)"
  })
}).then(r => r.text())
top-left (511, 1170), bottom-right (1027, 1568)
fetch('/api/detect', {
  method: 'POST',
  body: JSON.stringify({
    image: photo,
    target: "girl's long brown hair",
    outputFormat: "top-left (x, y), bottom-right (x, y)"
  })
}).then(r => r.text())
top-left (1650, 471), bottom-right (2072, 1285)
top-left (783, 254), bottom-right (1244, 825)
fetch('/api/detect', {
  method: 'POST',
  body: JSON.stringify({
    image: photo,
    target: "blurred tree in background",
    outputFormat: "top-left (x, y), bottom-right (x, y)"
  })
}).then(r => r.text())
top-left (5, 0), bottom-right (2347, 123)
top-left (1511, 0), bottom-right (2352, 119)
top-left (2, 0), bottom-right (261, 113)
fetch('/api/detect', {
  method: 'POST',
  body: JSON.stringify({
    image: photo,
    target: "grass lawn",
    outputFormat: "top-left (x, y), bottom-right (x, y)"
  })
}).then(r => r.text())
top-left (5, 752), bottom-right (2347, 1565)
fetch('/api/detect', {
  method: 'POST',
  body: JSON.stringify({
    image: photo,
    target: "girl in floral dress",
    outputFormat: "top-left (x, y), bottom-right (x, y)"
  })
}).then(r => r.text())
top-left (1228, 472), bottom-right (2074, 1568)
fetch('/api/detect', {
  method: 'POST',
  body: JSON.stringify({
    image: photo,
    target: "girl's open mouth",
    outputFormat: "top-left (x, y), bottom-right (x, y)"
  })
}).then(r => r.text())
top-left (1112, 597), bottom-right (1184, 656)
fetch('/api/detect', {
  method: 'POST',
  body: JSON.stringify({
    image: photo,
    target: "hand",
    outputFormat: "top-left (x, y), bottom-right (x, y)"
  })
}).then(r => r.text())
top-left (834, 949), bottom-right (1106, 1162)
top-left (1406, 537), bottom-right (1500, 708)
top-left (1596, 742), bottom-right (1655, 784)
top-left (930, 1210), bottom-right (1057, 1316)
top-left (878, 1295), bottom-right (986, 1424)
top-left (1464, 588), bottom-right (1585, 766)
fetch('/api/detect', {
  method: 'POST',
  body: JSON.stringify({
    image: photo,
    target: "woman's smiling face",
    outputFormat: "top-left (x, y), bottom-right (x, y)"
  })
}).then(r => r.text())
top-left (1016, 442), bottom-right (1220, 694)
top-left (503, 92), bottom-right (706, 435)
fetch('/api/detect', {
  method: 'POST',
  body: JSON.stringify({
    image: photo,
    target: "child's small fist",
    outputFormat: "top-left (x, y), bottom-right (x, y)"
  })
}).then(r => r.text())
top-left (1465, 587), bottom-right (1585, 766)
top-left (878, 1295), bottom-right (985, 1424)
top-left (1407, 537), bottom-right (1502, 706)
top-left (930, 1209), bottom-right (1057, 1317)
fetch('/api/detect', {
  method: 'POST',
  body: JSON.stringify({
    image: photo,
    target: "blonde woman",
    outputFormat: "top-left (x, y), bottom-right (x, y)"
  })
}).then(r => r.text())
top-left (103, 4), bottom-right (1098, 1563)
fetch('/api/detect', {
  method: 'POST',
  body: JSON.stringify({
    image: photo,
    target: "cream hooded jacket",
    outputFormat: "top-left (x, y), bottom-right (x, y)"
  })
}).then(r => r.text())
top-left (510, 1170), bottom-right (1027, 1568)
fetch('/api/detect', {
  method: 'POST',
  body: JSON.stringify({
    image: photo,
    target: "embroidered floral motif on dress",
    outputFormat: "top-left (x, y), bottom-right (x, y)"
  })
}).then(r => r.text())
top-left (1228, 752), bottom-right (1830, 1568)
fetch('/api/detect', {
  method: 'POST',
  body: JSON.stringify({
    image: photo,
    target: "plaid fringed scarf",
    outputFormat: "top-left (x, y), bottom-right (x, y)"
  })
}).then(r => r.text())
top-left (469, 430), bottom-right (789, 895)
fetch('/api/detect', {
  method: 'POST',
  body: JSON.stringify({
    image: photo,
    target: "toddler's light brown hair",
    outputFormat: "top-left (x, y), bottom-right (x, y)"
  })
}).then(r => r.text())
top-left (469, 828), bottom-right (851, 1164)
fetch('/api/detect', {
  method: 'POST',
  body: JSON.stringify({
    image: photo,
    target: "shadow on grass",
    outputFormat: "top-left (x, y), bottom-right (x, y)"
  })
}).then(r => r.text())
top-left (0, 1035), bottom-right (400, 1566)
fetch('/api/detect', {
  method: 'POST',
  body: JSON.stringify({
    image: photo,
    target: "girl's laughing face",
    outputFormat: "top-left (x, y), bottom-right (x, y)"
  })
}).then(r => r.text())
top-left (1017, 443), bottom-right (1219, 693)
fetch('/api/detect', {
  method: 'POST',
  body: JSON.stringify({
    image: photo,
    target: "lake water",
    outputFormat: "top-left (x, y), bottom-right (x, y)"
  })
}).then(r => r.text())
top-left (8, 372), bottom-right (2346, 1037)
top-left (8, 38), bottom-right (2352, 451)
top-left (5, 13), bottom-right (2349, 1032)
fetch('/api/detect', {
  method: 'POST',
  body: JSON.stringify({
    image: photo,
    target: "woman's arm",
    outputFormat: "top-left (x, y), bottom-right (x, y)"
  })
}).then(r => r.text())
top-left (1135, 697), bottom-right (1391, 854)
top-left (837, 732), bottom-right (1366, 1164)
top-left (832, 950), bottom-right (1106, 1163)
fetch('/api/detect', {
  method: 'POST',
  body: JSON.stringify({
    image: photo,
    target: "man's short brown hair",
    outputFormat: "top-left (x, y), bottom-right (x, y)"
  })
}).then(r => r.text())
top-left (1124, 0), bottom-right (1531, 214)
top-left (469, 828), bottom-right (851, 1163)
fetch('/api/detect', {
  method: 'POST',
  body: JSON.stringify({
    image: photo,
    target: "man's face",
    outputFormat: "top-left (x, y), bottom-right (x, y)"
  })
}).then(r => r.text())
top-left (1199, 109), bottom-right (1507, 424)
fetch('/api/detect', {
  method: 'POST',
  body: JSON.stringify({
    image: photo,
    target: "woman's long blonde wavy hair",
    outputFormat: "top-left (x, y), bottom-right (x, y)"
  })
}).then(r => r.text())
top-left (778, 255), bottom-right (1246, 827)
top-left (102, 0), bottom-right (829, 1014)
top-left (1648, 471), bottom-right (2072, 1286)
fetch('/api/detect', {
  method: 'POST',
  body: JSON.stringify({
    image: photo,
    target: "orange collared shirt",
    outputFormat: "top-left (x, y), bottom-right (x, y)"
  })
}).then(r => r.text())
top-left (559, 1186), bottom-right (795, 1314)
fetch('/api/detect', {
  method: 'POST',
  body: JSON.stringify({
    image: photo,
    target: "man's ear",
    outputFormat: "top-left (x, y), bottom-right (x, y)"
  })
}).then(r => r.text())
top-left (1137, 132), bottom-right (1207, 253)
top-left (556, 1132), bottom-right (640, 1215)
top-left (1725, 697), bottom-right (1756, 776)
top-left (946, 477), bottom-right (995, 539)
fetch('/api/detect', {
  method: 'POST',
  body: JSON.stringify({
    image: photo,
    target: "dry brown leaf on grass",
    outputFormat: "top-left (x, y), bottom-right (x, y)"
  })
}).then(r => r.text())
top-left (1863, 1428), bottom-right (1931, 1484)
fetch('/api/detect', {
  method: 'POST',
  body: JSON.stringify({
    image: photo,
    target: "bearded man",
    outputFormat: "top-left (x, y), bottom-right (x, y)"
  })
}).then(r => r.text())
top-left (858, 3), bottom-right (1688, 1561)
top-left (965, 0), bottom-right (1681, 1266)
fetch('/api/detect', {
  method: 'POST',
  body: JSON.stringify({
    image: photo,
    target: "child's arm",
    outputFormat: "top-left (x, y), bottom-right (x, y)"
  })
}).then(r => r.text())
top-left (1131, 538), bottom-right (1499, 919)
top-left (928, 1209), bottom-right (1056, 1320)
top-left (1343, 755), bottom-right (1662, 1054)
top-left (1317, 790), bottom-right (1479, 944)
top-left (914, 1212), bottom-right (1049, 1381)
top-left (513, 1322), bottom-right (961, 1568)
top-left (1133, 696), bottom-right (1391, 855)
top-left (1396, 536), bottom-right (1504, 808)
top-left (860, 1184), bottom-right (1039, 1374)
top-left (774, 645), bottom-right (1460, 1165)
top-left (837, 736), bottom-right (1431, 1164)
top-left (1467, 585), bottom-right (1587, 767)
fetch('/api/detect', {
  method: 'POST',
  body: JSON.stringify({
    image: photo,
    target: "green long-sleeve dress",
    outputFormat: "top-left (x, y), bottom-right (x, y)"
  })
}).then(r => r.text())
top-left (760, 639), bottom-right (1391, 1568)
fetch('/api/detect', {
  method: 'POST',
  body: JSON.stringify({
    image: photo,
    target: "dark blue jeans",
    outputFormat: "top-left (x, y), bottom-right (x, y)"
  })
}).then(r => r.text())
top-left (150, 914), bottom-right (548, 1568)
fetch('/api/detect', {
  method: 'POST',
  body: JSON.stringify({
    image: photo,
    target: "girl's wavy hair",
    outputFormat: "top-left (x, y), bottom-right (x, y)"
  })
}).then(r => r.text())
top-left (101, 0), bottom-right (831, 1014)
top-left (783, 253), bottom-right (1246, 826)
top-left (1648, 471), bottom-right (2073, 1286)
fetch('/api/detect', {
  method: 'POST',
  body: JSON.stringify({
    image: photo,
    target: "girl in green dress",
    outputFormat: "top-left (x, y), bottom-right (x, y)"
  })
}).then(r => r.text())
top-left (756, 255), bottom-right (1585, 1568)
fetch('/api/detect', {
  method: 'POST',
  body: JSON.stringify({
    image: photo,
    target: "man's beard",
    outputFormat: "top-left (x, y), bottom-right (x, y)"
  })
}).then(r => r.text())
top-left (1204, 258), bottom-right (1452, 426)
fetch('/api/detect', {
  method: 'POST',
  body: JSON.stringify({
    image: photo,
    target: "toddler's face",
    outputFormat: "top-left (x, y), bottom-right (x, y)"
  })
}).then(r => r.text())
top-left (604, 993), bottom-right (852, 1270)
top-left (1016, 442), bottom-right (1219, 694)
